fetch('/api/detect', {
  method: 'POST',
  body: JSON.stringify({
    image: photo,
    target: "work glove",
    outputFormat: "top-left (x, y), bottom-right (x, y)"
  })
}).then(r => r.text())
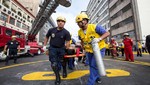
top-left (91, 38), bottom-right (102, 44)
top-left (3, 50), bottom-right (6, 53)
top-left (18, 49), bottom-right (21, 53)
top-left (43, 46), bottom-right (47, 52)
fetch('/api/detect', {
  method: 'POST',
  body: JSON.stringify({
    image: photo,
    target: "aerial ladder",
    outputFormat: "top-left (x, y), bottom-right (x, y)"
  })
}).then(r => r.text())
top-left (28, 0), bottom-right (71, 41)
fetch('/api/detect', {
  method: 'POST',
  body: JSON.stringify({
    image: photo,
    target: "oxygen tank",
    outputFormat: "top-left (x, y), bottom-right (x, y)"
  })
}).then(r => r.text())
top-left (91, 42), bottom-right (106, 76)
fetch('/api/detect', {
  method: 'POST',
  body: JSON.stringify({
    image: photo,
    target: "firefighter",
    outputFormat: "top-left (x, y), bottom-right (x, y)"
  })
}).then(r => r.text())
top-left (137, 40), bottom-right (142, 57)
top-left (43, 16), bottom-right (71, 85)
top-left (76, 13), bottom-right (110, 85)
top-left (110, 38), bottom-right (118, 58)
top-left (3, 35), bottom-right (20, 65)
top-left (123, 33), bottom-right (134, 62)
top-left (120, 42), bottom-right (124, 56)
top-left (105, 42), bottom-right (110, 56)
top-left (67, 38), bottom-right (76, 70)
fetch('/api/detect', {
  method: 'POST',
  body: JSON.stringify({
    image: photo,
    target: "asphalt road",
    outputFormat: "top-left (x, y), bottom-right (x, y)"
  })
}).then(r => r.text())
top-left (0, 53), bottom-right (150, 85)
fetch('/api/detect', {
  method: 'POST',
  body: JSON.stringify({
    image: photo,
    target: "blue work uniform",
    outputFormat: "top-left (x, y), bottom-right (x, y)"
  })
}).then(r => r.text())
top-left (5, 40), bottom-right (20, 63)
top-left (46, 27), bottom-right (71, 66)
top-left (46, 27), bottom-right (71, 81)
top-left (79, 25), bottom-right (106, 85)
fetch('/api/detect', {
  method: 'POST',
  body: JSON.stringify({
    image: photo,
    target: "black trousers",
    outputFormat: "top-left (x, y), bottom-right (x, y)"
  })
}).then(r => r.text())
top-left (137, 48), bottom-right (142, 56)
top-left (121, 48), bottom-right (124, 56)
top-left (5, 49), bottom-right (18, 63)
top-left (105, 49), bottom-right (110, 56)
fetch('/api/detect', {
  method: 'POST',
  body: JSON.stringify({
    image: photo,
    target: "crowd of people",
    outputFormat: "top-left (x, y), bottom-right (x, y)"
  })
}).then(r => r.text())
top-left (105, 34), bottom-right (150, 62)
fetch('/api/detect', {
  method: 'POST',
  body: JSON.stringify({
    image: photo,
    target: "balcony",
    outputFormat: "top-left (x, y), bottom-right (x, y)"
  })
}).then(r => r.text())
top-left (111, 22), bottom-right (134, 35)
top-left (111, 9), bottom-right (133, 26)
top-left (109, 0), bottom-right (118, 8)
top-left (110, 0), bottom-right (131, 17)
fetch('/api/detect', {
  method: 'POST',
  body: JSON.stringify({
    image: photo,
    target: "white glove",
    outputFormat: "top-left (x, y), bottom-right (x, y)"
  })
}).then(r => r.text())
top-left (91, 38), bottom-right (102, 44)
top-left (43, 46), bottom-right (47, 52)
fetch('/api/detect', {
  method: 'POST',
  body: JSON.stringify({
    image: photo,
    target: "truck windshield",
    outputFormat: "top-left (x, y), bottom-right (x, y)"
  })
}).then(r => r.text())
top-left (6, 29), bottom-right (12, 36)
top-left (15, 32), bottom-right (24, 39)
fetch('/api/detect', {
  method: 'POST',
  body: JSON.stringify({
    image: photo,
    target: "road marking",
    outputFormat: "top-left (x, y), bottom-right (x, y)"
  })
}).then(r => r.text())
top-left (22, 69), bottom-right (130, 80)
top-left (106, 69), bottom-right (130, 77)
top-left (0, 60), bottom-right (49, 70)
top-left (133, 52), bottom-right (149, 55)
top-left (22, 70), bottom-right (89, 80)
top-left (115, 58), bottom-right (150, 66)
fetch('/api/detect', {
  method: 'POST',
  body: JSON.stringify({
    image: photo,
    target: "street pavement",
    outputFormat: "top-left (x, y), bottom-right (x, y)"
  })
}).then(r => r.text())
top-left (0, 53), bottom-right (150, 85)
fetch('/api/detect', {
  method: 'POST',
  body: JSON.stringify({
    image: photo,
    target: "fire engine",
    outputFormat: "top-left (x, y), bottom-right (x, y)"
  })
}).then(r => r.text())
top-left (0, 0), bottom-right (71, 60)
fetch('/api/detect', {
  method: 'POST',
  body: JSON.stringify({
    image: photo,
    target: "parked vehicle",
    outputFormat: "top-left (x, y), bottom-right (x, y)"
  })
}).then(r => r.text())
top-left (0, 25), bottom-right (43, 60)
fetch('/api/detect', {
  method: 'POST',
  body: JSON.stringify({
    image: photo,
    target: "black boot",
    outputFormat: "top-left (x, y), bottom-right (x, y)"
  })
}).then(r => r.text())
top-left (14, 60), bottom-right (18, 64)
top-left (96, 78), bottom-right (102, 84)
top-left (62, 66), bottom-right (67, 78)
top-left (52, 66), bottom-right (61, 85)
top-left (5, 62), bottom-right (9, 65)
top-left (55, 76), bottom-right (60, 85)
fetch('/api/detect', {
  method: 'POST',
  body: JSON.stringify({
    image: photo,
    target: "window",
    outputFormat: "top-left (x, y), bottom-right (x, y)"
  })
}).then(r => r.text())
top-left (15, 32), bottom-right (22, 38)
top-left (6, 29), bottom-right (12, 36)
top-left (18, 11), bottom-right (22, 17)
top-left (128, 31), bottom-right (135, 38)
top-left (9, 17), bottom-right (15, 25)
top-left (18, 8), bottom-right (22, 17)
top-left (0, 13), bottom-right (8, 21)
top-left (16, 32), bottom-right (24, 39)
top-left (11, 4), bottom-right (17, 13)
top-left (2, 0), bottom-right (10, 8)
top-left (23, 13), bottom-right (27, 19)
top-left (27, 16), bottom-right (30, 22)
top-left (22, 24), bottom-right (26, 29)
top-left (16, 21), bottom-right (21, 28)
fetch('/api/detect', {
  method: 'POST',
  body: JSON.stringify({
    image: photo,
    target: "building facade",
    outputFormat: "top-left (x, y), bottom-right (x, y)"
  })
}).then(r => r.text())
top-left (109, 0), bottom-right (142, 43)
top-left (0, 0), bottom-right (56, 43)
top-left (0, 0), bottom-right (35, 34)
top-left (86, 0), bottom-right (110, 31)
top-left (17, 0), bottom-right (40, 16)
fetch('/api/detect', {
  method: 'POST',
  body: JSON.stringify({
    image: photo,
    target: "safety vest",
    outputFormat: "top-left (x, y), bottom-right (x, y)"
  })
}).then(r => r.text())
top-left (78, 24), bottom-right (106, 53)
top-left (105, 43), bottom-right (109, 49)
top-left (121, 45), bottom-right (124, 48)
top-left (138, 42), bottom-right (142, 49)
top-left (70, 39), bottom-right (72, 44)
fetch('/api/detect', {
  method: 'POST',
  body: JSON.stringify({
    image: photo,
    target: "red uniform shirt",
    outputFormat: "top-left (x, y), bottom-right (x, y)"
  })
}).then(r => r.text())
top-left (123, 38), bottom-right (133, 48)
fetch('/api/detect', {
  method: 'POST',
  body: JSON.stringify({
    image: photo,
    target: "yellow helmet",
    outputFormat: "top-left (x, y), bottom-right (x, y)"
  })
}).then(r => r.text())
top-left (75, 13), bottom-right (89, 23)
top-left (56, 16), bottom-right (66, 22)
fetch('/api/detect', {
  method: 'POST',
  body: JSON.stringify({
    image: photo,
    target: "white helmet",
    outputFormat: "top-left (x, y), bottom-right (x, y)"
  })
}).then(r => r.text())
top-left (124, 33), bottom-right (129, 36)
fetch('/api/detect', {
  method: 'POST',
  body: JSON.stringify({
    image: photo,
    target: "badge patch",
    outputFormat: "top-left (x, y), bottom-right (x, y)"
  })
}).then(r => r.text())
top-left (51, 33), bottom-right (55, 38)
top-left (61, 36), bottom-right (64, 38)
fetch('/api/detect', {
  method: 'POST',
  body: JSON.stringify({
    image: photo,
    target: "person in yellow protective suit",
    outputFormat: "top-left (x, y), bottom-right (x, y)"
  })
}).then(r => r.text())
top-left (105, 42), bottom-right (110, 56)
top-left (76, 13), bottom-right (110, 85)
top-left (120, 43), bottom-right (124, 56)
top-left (137, 40), bottom-right (142, 57)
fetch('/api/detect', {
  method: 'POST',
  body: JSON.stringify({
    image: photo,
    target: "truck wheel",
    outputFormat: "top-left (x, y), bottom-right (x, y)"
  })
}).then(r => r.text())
top-left (38, 49), bottom-right (41, 55)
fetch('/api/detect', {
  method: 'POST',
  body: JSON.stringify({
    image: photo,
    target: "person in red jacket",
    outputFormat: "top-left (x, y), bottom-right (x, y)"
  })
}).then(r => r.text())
top-left (123, 33), bottom-right (134, 62)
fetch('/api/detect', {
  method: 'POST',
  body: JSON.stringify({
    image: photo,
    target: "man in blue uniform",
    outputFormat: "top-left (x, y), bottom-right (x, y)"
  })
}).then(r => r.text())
top-left (43, 16), bottom-right (71, 85)
top-left (3, 35), bottom-right (20, 65)
top-left (76, 13), bottom-right (110, 85)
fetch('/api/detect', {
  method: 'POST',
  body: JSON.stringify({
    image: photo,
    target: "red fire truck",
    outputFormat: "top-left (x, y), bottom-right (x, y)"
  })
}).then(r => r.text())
top-left (0, 25), bottom-right (43, 57)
